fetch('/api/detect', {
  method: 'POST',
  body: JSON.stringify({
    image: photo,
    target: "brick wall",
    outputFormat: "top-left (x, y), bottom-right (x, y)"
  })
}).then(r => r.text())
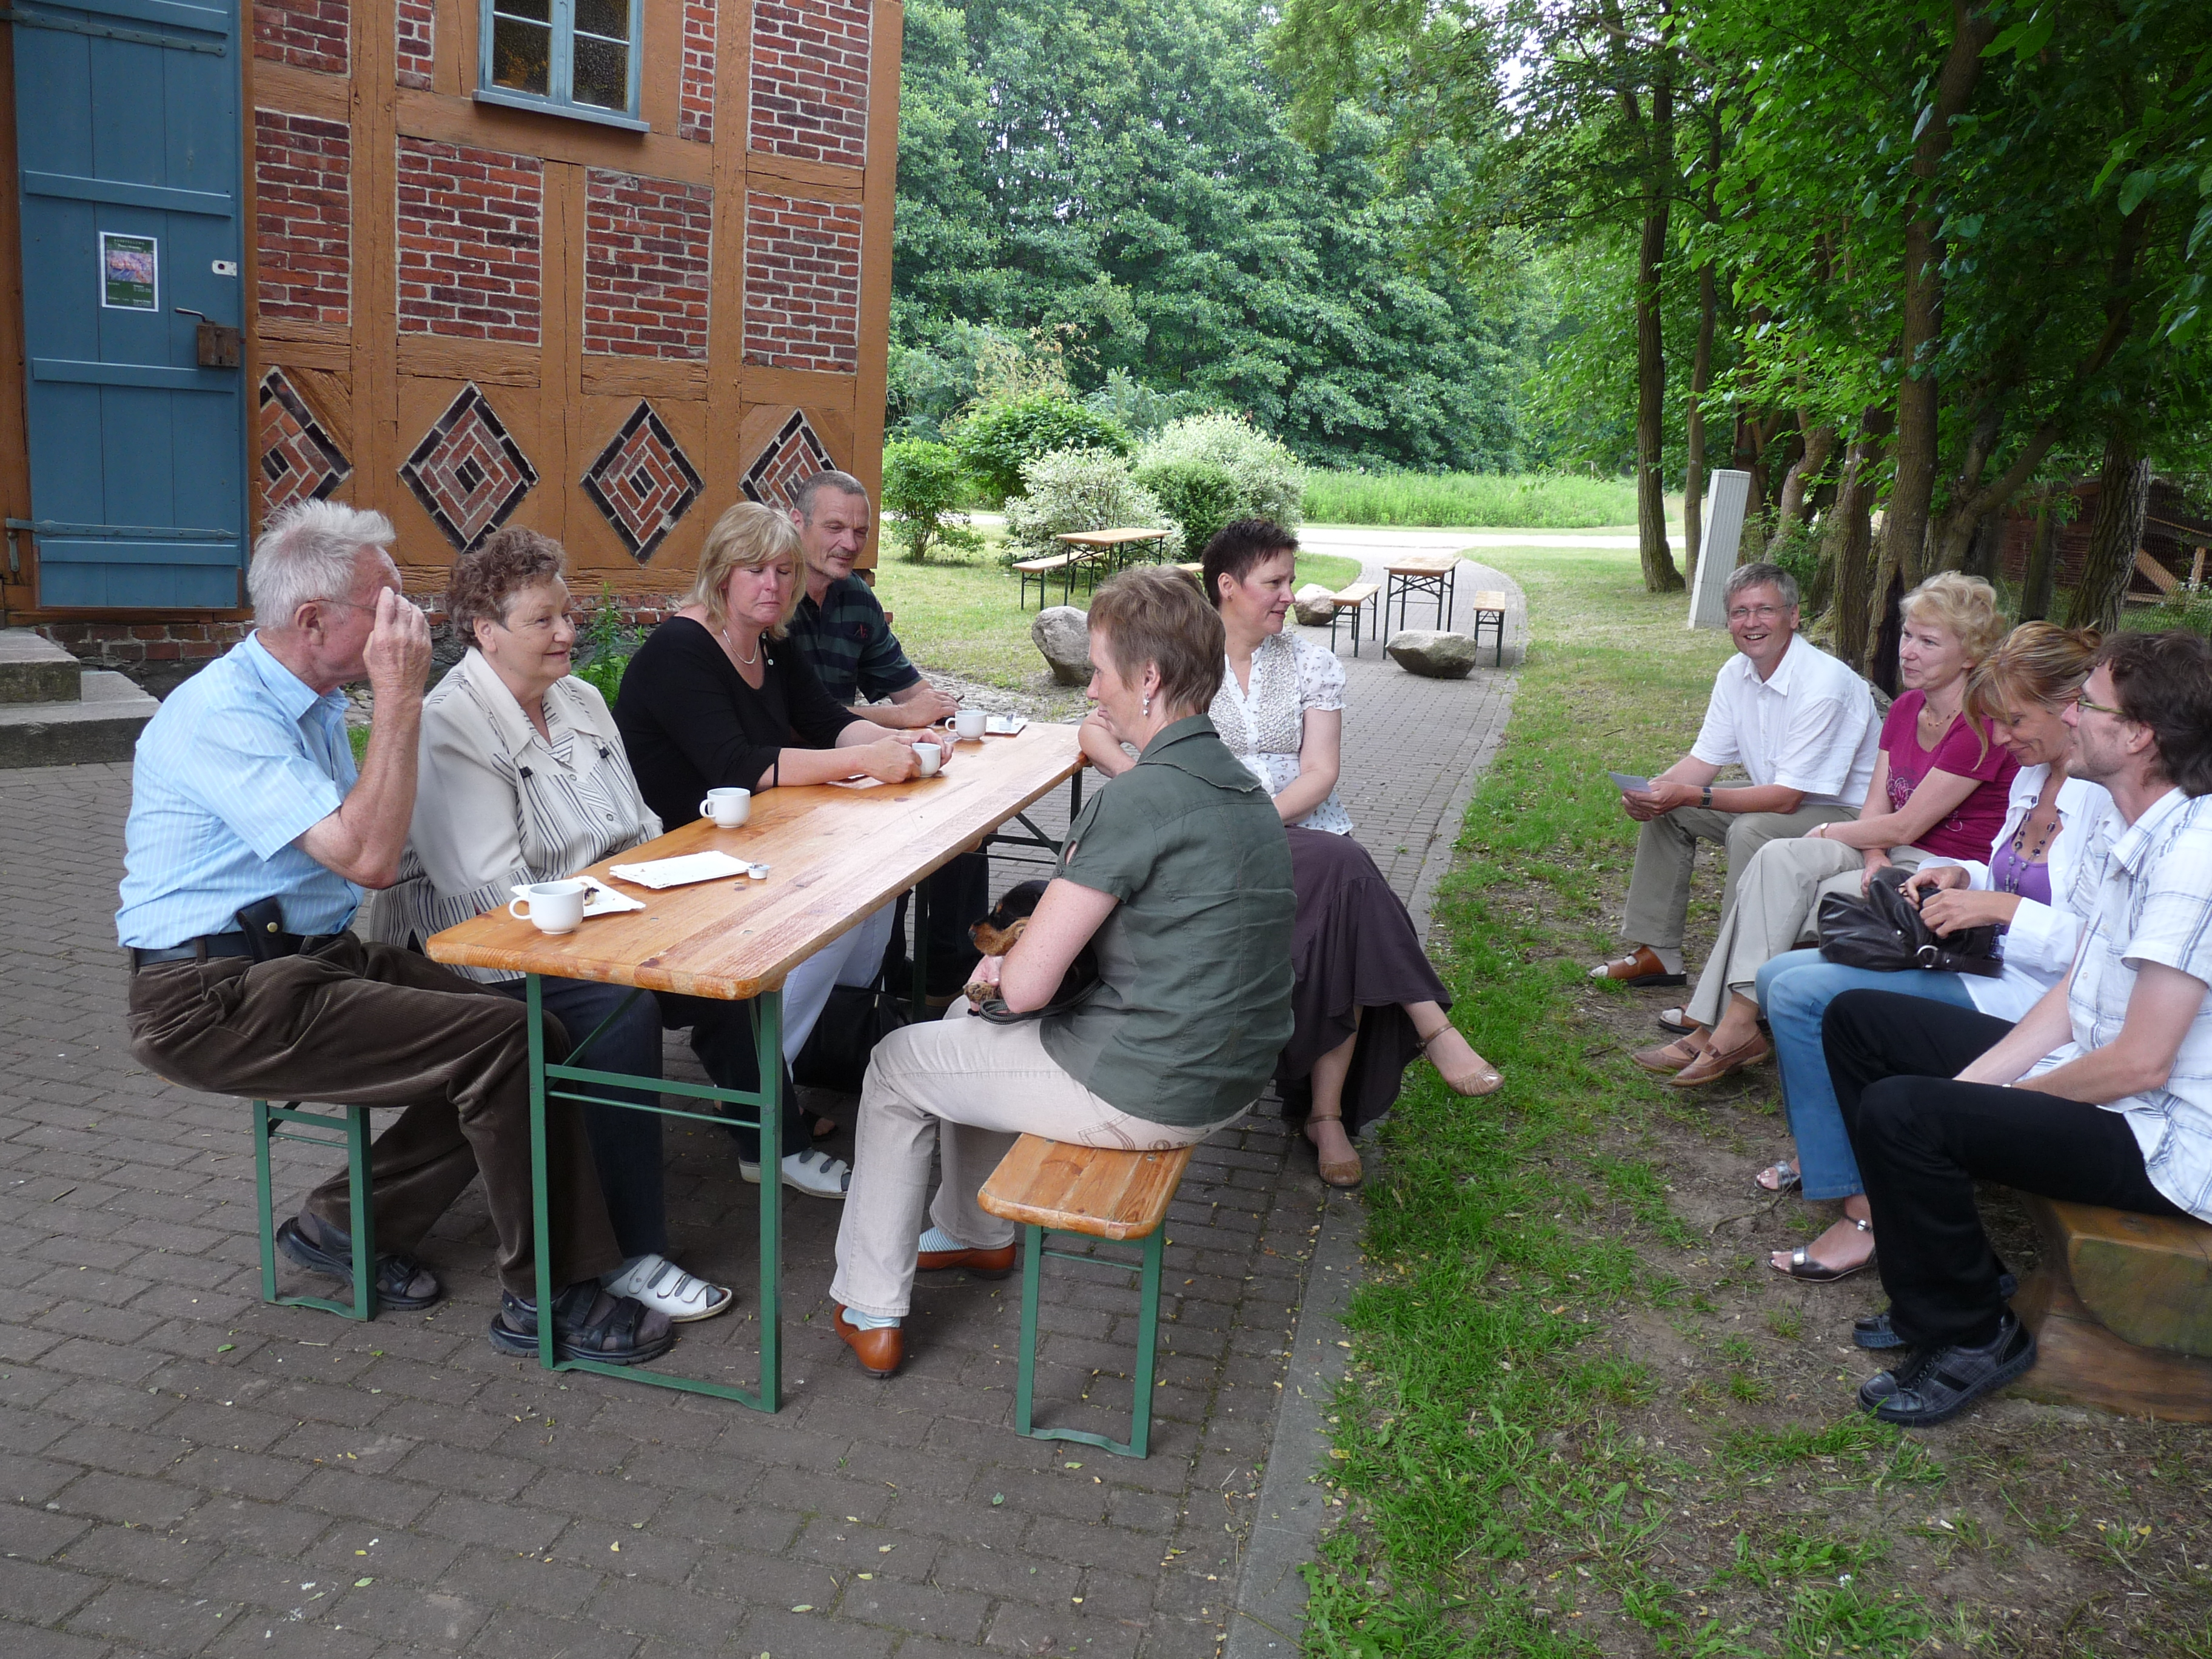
top-left (583, 172), bottom-right (714, 359)
top-left (742, 192), bottom-right (862, 373)
top-left (680, 0), bottom-right (717, 141)
top-left (395, 139), bottom-right (543, 343)
top-left (748, 0), bottom-right (870, 167)
top-left (395, 0), bottom-right (435, 89)
top-left (253, 0), bottom-right (348, 74)
top-left (254, 111), bottom-right (352, 327)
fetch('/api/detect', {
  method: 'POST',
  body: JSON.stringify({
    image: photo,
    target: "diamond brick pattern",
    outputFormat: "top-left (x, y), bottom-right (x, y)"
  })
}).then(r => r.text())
top-left (740, 410), bottom-right (834, 511)
top-left (399, 384), bottom-right (539, 552)
top-left (257, 368), bottom-right (350, 515)
top-left (582, 402), bottom-right (704, 563)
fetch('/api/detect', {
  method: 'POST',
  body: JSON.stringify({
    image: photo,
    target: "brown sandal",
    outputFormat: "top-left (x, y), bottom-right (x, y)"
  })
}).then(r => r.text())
top-left (1419, 1025), bottom-right (1503, 1096)
top-left (1305, 1114), bottom-right (1362, 1189)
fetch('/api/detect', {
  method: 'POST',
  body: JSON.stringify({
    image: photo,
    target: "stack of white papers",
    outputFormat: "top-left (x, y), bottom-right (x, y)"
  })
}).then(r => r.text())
top-left (606, 851), bottom-right (752, 890)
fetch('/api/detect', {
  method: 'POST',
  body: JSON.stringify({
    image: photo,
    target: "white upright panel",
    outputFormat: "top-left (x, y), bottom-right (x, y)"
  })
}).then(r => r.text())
top-left (1687, 469), bottom-right (1752, 629)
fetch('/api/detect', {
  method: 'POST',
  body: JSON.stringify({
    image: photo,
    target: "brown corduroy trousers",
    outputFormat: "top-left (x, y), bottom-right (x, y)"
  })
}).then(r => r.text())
top-left (127, 934), bottom-right (620, 1298)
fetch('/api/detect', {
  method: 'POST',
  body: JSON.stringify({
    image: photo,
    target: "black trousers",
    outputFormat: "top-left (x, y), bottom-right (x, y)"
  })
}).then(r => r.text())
top-left (886, 852), bottom-right (990, 996)
top-left (1823, 989), bottom-right (2182, 1350)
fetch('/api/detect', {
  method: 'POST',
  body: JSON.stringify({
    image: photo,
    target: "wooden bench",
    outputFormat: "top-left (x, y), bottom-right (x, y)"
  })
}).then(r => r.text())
top-left (2009, 1195), bottom-right (2212, 1421)
top-left (1013, 551), bottom-right (1082, 610)
top-left (1469, 589), bottom-right (1509, 665)
top-left (979, 1134), bottom-right (1195, 1457)
top-left (1321, 581), bottom-right (1379, 656)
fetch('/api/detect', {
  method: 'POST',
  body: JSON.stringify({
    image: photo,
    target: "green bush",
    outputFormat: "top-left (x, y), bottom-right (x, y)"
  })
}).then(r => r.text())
top-left (950, 395), bottom-right (1131, 507)
top-left (572, 584), bottom-right (638, 703)
top-left (1134, 457), bottom-right (1243, 561)
top-left (1003, 447), bottom-right (1180, 560)
top-left (1132, 412), bottom-right (1304, 537)
top-left (880, 440), bottom-right (982, 563)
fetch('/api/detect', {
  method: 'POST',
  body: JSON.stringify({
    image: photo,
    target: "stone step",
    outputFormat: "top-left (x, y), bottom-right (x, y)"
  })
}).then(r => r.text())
top-left (0, 669), bottom-right (158, 767)
top-left (0, 628), bottom-right (82, 705)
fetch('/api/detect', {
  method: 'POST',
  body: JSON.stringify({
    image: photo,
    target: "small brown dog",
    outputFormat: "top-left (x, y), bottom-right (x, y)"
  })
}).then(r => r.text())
top-left (964, 880), bottom-right (1098, 1011)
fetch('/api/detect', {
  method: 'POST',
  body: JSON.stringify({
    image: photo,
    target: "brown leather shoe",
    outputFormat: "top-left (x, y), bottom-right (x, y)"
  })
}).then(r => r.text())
top-left (1670, 1030), bottom-right (1772, 1088)
top-left (1590, 945), bottom-right (1686, 988)
top-left (916, 1239), bottom-right (1017, 1278)
top-left (1630, 1031), bottom-right (1708, 1073)
top-left (833, 1305), bottom-right (904, 1377)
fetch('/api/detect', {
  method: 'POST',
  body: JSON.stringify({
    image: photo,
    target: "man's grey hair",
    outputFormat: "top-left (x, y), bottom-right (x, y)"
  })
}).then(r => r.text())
top-left (1723, 560), bottom-right (1800, 611)
top-left (249, 500), bottom-right (397, 628)
top-left (791, 469), bottom-right (870, 521)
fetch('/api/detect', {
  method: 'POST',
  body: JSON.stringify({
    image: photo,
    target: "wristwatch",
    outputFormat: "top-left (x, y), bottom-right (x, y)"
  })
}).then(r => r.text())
top-left (1701, 785), bottom-right (1713, 808)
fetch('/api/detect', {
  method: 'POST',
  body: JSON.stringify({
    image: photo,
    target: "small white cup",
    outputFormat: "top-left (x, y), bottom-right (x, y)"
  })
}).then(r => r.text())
top-left (699, 786), bottom-right (751, 828)
top-left (914, 741), bottom-right (943, 777)
top-left (953, 707), bottom-right (987, 741)
top-left (508, 879), bottom-right (588, 934)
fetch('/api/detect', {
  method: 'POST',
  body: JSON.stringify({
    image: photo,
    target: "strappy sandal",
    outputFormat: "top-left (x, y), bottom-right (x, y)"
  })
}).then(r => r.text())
top-left (1772, 1216), bottom-right (1874, 1282)
top-left (1418, 1024), bottom-right (1502, 1096)
top-left (488, 1284), bottom-right (677, 1365)
top-left (1305, 1115), bottom-right (1362, 1189)
top-left (276, 1216), bottom-right (443, 1311)
top-left (1756, 1159), bottom-right (1801, 1194)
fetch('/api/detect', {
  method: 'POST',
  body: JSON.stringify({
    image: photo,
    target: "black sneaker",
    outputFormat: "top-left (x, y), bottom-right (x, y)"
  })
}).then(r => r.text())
top-left (1857, 1311), bottom-right (2036, 1427)
top-left (1853, 1272), bottom-right (2016, 1350)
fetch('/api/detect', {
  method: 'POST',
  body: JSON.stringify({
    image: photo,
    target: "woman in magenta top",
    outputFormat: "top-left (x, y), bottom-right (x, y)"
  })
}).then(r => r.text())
top-left (1641, 572), bottom-right (2017, 1086)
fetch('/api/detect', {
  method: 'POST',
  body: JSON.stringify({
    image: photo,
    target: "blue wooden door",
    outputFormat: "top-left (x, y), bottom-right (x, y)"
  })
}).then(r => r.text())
top-left (12, 0), bottom-right (247, 608)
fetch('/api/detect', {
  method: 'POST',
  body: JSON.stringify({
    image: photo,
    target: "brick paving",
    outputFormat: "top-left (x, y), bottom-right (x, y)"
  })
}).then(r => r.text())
top-left (0, 553), bottom-right (1520, 1659)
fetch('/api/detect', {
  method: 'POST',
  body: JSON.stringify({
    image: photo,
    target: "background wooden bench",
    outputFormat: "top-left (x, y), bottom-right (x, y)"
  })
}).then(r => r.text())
top-left (979, 1134), bottom-right (1195, 1456)
top-left (1469, 588), bottom-right (1509, 665)
top-left (1324, 581), bottom-right (1379, 656)
top-left (2011, 1195), bottom-right (2212, 1422)
top-left (1013, 551), bottom-right (1082, 609)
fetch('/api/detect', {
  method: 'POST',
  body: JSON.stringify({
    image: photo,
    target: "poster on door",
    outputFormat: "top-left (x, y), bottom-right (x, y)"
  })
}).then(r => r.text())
top-left (99, 233), bottom-right (159, 310)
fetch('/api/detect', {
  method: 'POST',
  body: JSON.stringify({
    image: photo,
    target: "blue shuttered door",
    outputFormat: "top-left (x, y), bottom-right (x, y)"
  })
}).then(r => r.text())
top-left (12, 0), bottom-right (247, 608)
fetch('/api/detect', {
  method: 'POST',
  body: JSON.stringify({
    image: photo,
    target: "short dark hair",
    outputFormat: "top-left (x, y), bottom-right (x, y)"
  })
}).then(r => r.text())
top-left (1200, 518), bottom-right (1299, 609)
top-left (1087, 566), bottom-right (1225, 719)
top-left (792, 469), bottom-right (869, 520)
top-left (448, 526), bottom-right (565, 648)
top-left (2097, 629), bottom-right (2212, 796)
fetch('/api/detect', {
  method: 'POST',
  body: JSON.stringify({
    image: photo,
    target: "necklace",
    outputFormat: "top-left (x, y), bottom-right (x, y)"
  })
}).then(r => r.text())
top-left (719, 625), bottom-right (761, 668)
top-left (2002, 788), bottom-right (2062, 893)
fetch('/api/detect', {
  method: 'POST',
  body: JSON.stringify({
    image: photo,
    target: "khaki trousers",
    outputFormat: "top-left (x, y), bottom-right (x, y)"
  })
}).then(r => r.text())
top-left (127, 934), bottom-right (620, 1296)
top-left (1683, 839), bottom-right (1939, 1027)
top-left (1621, 803), bottom-right (1856, 950)
top-left (830, 1005), bottom-right (1245, 1320)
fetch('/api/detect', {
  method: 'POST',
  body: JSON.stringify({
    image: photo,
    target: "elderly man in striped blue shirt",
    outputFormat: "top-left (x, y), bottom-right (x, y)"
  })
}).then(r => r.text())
top-left (116, 500), bottom-right (675, 1366)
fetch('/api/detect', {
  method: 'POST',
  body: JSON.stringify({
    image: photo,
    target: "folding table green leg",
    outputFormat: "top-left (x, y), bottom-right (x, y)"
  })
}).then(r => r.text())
top-left (254, 1099), bottom-right (376, 1321)
top-left (1011, 1222), bottom-right (1164, 1458)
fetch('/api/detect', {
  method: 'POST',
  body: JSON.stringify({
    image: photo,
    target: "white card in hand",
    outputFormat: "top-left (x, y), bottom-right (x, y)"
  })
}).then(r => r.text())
top-left (1607, 771), bottom-right (1652, 794)
top-left (606, 851), bottom-right (752, 889)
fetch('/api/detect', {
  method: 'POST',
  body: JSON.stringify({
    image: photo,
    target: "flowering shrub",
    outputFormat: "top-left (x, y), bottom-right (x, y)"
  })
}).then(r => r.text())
top-left (1003, 447), bottom-right (1181, 560)
top-left (1133, 412), bottom-right (1305, 540)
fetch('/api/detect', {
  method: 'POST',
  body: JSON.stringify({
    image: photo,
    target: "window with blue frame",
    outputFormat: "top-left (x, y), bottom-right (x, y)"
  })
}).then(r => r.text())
top-left (478, 0), bottom-right (645, 129)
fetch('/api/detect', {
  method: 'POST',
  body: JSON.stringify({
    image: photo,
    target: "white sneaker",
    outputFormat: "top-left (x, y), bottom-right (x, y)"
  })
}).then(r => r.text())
top-left (600, 1254), bottom-right (734, 1322)
top-left (738, 1147), bottom-right (853, 1199)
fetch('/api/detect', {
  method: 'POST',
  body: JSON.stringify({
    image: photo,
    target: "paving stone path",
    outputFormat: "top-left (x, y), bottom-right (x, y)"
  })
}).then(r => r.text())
top-left (0, 546), bottom-right (1521, 1659)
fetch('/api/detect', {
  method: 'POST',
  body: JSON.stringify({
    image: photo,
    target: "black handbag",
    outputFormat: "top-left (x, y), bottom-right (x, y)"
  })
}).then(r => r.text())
top-left (791, 976), bottom-right (910, 1094)
top-left (1816, 865), bottom-right (2003, 978)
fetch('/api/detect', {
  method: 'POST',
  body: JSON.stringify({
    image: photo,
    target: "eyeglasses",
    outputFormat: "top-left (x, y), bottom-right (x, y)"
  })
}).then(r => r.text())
top-left (1726, 604), bottom-right (1787, 623)
top-left (2073, 691), bottom-right (2127, 718)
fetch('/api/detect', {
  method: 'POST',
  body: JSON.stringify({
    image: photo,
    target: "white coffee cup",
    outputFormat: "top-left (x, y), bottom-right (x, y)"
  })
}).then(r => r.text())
top-left (954, 707), bottom-right (987, 741)
top-left (699, 786), bottom-right (751, 828)
top-left (508, 879), bottom-right (588, 934)
top-left (914, 740), bottom-right (942, 777)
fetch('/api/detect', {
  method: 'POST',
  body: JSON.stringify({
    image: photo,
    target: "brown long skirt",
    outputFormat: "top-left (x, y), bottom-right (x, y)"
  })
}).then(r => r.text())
top-left (1275, 826), bottom-right (1452, 1133)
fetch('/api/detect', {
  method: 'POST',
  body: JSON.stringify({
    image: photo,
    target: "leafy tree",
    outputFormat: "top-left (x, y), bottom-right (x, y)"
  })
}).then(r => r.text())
top-left (950, 396), bottom-right (1132, 507)
top-left (880, 441), bottom-right (983, 562)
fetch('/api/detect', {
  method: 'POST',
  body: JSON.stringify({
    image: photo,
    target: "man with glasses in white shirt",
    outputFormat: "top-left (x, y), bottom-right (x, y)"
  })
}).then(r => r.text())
top-left (1592, 561), bottom-right (1881, 990)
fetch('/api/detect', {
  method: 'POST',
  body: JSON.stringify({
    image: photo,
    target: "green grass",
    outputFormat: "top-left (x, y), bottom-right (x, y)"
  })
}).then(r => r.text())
top-left (1302, 471), bottom-right (1640, 529)
top-left (873, 533), bottom-right (1361, 691)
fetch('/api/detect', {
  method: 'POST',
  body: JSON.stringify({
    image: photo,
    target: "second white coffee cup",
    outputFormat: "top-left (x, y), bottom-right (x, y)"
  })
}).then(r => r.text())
top-left (914, 740), bottom-right (942, 777)
top-left (509, 879), bottom-right (588, 934)
top-left (953, 707), bottom-right (987, 740)
top-left (700, 786), bottom-right (751, 827)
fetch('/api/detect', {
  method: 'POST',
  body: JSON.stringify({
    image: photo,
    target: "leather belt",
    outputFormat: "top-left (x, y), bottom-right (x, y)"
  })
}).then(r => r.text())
top-left (128, 934), bottom-right (258, 971)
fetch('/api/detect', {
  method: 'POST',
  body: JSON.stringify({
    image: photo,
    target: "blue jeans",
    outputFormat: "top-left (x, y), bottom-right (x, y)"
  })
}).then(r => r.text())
top-left (1754, 949), bottom-right (1979, 1201)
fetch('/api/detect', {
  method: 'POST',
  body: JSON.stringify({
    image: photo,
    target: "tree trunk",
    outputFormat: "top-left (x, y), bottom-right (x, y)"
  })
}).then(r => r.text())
top-left (2066, 438), bottom-right (2151, 632)
top-left (1771, 420), bottom-right (1837, 551)
top-left (1826, 405), bottom-right (1892, 665)
top-left (1684, 258), bottom-right (1717, 579)
top-left (1634, 197), bottom-right (1680, 592)
top-left (1866, 3), bottom-right (1997, 667)
top-left (2021, 488), bottom-right (2059, 621)
top-left (1962, 506), bottom-right (2005, 582)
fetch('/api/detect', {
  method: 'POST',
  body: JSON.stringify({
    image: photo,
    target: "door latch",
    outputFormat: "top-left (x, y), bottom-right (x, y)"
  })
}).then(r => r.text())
top-left (173, 307), bottom-right (242, 368)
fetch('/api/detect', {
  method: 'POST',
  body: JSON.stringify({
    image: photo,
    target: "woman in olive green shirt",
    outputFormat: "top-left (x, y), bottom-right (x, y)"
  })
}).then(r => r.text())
top-left (827, 568), bottom-right (1295, 1379)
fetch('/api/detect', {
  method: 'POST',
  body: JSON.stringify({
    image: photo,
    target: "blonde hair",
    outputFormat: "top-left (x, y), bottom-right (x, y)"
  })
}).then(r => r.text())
top-left (1900, 571), bottom-right (2007, 666)
top-left (1087, 566), bottom-right (1225, 719)
top-left (686, 502), bottom-right (803, 638)
top-left (1966, 622), bottom-right (2102, 727)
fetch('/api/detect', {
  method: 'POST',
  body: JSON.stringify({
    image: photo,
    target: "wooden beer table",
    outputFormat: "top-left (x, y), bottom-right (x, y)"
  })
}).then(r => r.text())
top-left (1384, 551), bottom-right (1460, 634)
top-left (427, 723), bottom-right (1085, 1412)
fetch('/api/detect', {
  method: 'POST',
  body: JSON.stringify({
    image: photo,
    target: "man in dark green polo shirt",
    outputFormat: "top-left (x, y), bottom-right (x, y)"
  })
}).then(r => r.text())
top-left (784, 470), bottom-right (985, 999)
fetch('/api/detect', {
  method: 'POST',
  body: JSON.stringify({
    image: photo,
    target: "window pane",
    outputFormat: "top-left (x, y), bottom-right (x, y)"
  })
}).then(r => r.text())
top-left (572, 33), bottom-right (628, 110)
top-left (491, 16), bottom-right (552, 94)
top-left (492, 0), bottom-right (550, 22)
top-left (574, 0), bottom-right (629, 42)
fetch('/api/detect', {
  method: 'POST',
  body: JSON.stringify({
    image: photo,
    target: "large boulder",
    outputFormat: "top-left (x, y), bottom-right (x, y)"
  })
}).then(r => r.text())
top-left (1031, 606), bottom-right (1092, 686)
top-left (1386, 630), bottom-right (1481, 680)
top-left (1291, 583), bottom-right (1338, 627)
